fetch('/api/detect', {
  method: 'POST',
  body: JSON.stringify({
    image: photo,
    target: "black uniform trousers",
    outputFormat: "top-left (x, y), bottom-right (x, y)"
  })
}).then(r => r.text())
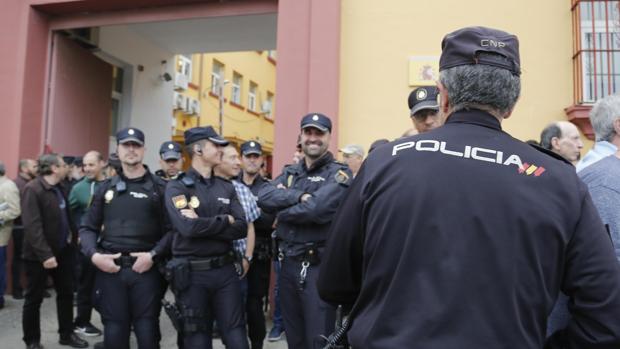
top-left (245, 258), bottom-right (271, 349)
top-left (74, 250), bottom-right (97, 327)
top-left (11, 226), bottom-right (24, 295)
top-left (177, 264), bottom-right (248, 349)
top-left (280, 257), bottom-right (335, 349)
top-left (94, 264), bottom-right (165, 349)
top-left (22, 245), bottom-right (74, 345)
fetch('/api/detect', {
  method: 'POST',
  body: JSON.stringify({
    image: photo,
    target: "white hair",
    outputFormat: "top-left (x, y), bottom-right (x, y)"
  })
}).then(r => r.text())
top-left (589, 94), bottom-right (620, 142)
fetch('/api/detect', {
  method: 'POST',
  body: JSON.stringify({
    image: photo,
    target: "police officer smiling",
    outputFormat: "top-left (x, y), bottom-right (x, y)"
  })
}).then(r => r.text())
top-left (80, 127), bottom-right (173, 349)
top-left (259, 113), bottom-right (352, 349)
top-left (164, 126), bottom-right (249, 349)
top-left (318, 26), bottom-right (620, 349)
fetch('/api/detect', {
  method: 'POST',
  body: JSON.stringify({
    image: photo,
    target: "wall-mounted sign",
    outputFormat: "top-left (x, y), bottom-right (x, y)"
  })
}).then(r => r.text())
top-left (408, 56), bottom-right (439, 86)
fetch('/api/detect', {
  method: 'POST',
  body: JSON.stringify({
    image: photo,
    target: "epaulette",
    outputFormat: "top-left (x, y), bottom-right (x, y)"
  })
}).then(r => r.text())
top-left (529, 143), bottom-right (573, 166)
top-left (177, 172), bottom-right (195, 187)
top-left (109, 175), bottom-right (127, 192)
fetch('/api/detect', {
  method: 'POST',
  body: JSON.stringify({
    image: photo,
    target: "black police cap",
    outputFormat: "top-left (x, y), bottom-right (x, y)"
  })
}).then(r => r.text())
top-left (408, 86), bottom-right (440, 117)
top-left (184, 126), bottom-right (229, 146)
top-left (300, 113), bottom-right (332, 132)
top-left (116, 127), bottom-right (145, 145)
top-left (439, 26), bottom-right (521, 76)
top-left (159, 141), bottom-right (182, 160)
top-left (240, 141), bottom-right (263, 156)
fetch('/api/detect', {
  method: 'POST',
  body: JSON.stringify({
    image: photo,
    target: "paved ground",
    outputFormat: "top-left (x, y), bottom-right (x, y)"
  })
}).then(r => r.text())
top-left (0, 290), bottom-right (288, 349)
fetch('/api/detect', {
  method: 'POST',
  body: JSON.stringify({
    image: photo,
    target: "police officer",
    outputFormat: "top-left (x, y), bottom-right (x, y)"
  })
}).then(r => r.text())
top-left (156, 141), bottom-right (184, 181)
top-left (317, 27), bottom-right (620, 349)
top-left (407, 85), bottom-right (444, 133)
top-left (164, 126), bottom-right (249, 349)
top-left (80, 127), bottom-right (172, 349)
top-left (239, 141), bottom-right (277, 349)
top-left (258, 113), bottom-right (352, 349)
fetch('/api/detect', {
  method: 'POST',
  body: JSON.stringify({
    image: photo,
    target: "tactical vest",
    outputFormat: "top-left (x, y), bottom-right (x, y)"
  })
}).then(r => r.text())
top-left (100, 175), bottom-right (162, 252)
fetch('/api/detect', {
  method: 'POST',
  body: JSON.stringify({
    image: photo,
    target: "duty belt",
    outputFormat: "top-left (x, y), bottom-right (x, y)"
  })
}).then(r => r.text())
top-left (189, 253), bottom-right (235, 271)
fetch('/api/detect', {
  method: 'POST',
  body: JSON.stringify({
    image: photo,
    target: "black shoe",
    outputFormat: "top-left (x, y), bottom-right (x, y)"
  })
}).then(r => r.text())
top-left (13, 290), bottom-right (24, 300)
top-left (74, 323), bottom-right (102, 337)
top-left (59, 333), bottom-right (88, 348)
top-left (43, 290), bottom-right (51, 298)
top-left (26, 343), bottom-right (44, 349)
top-left (93, 342), bottom-right (104, 349)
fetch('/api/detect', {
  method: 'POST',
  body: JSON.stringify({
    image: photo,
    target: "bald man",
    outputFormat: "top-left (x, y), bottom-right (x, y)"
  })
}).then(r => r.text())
top-left (540, 121), bottom-right (584, 164)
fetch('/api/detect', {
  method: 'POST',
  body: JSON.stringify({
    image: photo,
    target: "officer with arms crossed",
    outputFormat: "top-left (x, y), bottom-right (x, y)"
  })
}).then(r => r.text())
top-left (259, 113), bottom-right (352, 349)
top-left (165, 126), bottom-right (249, 349)
top-left (81, 127), bottom-right (173, 349)
top-left (318, 27), bottom-right (620, 349)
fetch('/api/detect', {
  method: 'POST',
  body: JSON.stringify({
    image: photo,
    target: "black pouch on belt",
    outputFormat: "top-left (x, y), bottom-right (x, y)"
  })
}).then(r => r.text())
top-left (165, 258), bottom-right (191, 293)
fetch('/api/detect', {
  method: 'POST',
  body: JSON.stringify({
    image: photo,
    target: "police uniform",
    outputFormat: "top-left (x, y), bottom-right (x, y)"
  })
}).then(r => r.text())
top-left (80, 128), bottom-right (173, 349)
top-left (258, 113), bottom-right (352, 349)
top-left (164, 126), bottom-right (249, 349)
top-left (239, 141), bottom-right (277, 349)
top-left (317, 27), bottom-right (620, 349)
top-left (156, 141), bottom-right (183, 181)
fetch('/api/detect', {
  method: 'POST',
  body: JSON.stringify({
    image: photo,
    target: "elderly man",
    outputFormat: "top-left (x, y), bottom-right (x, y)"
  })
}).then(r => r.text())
top-left (0, 161), bottom-right (21, 309)
top-left (339, 144), bottom-right (365, 177)
top-left (577, 94), bottom-right (620, 171)
top-left (540, 121), bottom-right (584, 164)
top-left (318, 26), bottom-right (620, 349)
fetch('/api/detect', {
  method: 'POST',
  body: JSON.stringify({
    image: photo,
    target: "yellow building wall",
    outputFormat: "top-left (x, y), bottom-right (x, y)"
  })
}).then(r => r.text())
top-left (173, 51), bottom-right (276, 153)
top-left (338, 0), bottom-right (594, 153)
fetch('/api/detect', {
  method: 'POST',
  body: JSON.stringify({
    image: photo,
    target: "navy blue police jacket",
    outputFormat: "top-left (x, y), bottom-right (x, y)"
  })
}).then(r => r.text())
top-left (80, 167), bottom-right (173, 260)
top-left (258, 152), bottom-right (352, 257)
top-left (164, 166), bottom-right (247, 258)
top-left (317, 109), bottom-right (620, 349)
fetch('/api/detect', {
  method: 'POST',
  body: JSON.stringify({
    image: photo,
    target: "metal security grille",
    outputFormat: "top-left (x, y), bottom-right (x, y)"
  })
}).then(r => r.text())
top-left (572, 0), bottom-right (620, 103)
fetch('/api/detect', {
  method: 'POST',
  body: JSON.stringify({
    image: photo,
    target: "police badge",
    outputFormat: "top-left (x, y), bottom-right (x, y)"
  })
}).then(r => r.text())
top-left (189, 196), bottom-right (200, 209)
top-left (104, 190), bottom-right (114, 203)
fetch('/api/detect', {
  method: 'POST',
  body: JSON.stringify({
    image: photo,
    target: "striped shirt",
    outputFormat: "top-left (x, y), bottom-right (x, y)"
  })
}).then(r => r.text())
top-left (232, 179), bottom-right (260, 256)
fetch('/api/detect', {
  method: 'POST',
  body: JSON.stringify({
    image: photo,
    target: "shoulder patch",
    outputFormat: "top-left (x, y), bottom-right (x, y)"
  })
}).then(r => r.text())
top-left (181, 175), bottom-right (195, 187)
top-left (334, 169), bottom-right (350, 184)
top-left (172, 195), bottom-right (188, 209)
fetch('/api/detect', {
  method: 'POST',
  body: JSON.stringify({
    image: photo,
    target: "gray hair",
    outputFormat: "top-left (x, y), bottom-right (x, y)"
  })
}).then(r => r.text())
top-left (439, 53), bottom-right (521, 115)
top-left (0, 161), bottom-right (5, 176)
top-left (540, 123), bottom-right (562, 150)
top-left (589, 94), bottom-right (620, 142)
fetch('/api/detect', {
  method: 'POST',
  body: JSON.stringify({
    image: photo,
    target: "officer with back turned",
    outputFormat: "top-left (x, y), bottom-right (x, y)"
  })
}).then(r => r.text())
top-left (258, 113), bottom-right (352, 349)
top-left (317, 26), bottom-right (620, 349)
top-left (164, 126), bottom-right (249, 348)
top-left (80, 127), bottom-right (173, 349)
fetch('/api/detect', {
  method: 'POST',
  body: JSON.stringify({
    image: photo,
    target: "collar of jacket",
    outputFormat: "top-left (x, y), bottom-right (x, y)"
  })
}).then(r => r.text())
top-left (301, 151), bottom-right (334, 173)
top-left (445, 109), bottom-right (503, 131)
top-left (186, 166), bottom-right (214, 184)
top-left (36, 176), bottom-right (56, 191)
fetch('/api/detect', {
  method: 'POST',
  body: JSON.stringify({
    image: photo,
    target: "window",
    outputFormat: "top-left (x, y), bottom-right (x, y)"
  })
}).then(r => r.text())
top-left (177, 55), bottom-right (192, 80)
top-left (248, 82), bottom-right (258, 111)
top-left (572, 0), bottom-right (620, 103)
top-left (211, 60), bottom-right (224, 95)
top-left (231, 72), bottom-right (242, 104)
top-left (265, 92), bottom-right (274, 118)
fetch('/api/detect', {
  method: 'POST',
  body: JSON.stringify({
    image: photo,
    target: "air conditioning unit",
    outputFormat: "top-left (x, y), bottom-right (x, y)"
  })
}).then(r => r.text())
top-left (188, 99), bottom-right (200, 116)
top-left (174, 73), bottom-right (189, 90)
top-left (261, 100), bottom-right (272, 116)
top-left (173, 92), bottom-right (186, 110)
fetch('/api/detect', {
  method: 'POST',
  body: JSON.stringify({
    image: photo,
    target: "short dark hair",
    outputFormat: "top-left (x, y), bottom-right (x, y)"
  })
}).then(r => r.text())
top-left (38, 153), bottom-right (62, 176)
top-left (540, 124), bottom-right (562, 150)
top-left (0, 161), bottom-right (5, 176)
top-left (185, 139), bottom-right (208, 158)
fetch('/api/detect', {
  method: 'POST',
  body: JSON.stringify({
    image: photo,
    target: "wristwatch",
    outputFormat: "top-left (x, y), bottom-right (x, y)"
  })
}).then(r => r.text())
top-left (243, 255), bottom-right (253, 264)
